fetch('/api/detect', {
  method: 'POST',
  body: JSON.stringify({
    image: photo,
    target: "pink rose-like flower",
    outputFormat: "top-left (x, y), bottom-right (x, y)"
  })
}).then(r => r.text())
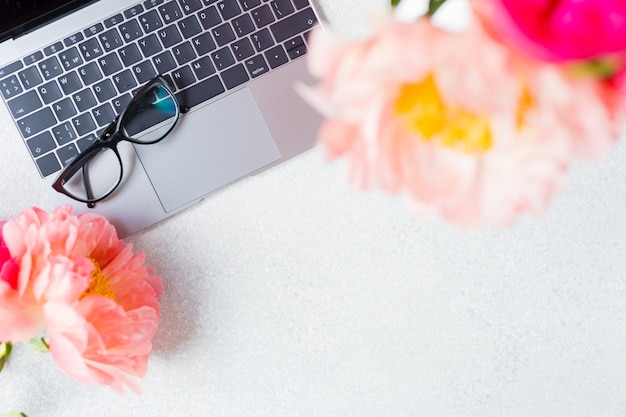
top-left (298, 15), bottom-right (620, 226)
top-left (482, 0), bottom-right (626, 62)
top-left (0, 206), bottom-right (162, 393)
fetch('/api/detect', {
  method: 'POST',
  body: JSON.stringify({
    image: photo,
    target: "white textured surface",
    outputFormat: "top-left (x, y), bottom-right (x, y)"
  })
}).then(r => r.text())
top-left (3, 1), bottom-right (626, 416)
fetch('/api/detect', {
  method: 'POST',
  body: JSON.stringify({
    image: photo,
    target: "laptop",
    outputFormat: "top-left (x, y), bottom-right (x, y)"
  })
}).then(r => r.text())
top-left (0, 0), bottom-right (323, 236)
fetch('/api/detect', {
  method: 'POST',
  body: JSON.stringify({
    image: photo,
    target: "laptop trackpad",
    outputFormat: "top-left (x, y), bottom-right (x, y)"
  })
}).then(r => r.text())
top-left (133, 88), bottom-right (281, 212)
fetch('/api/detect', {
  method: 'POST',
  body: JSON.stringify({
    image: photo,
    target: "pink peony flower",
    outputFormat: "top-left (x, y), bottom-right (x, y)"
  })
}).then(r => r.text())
top-left (0, 206), bottom-right (162, 393)
top-left (0, 207), bottom-right (94, 343)
top-left (298, 14), bottom-right (621, 226)
top-left (480, 0), bottom-right (626, 62)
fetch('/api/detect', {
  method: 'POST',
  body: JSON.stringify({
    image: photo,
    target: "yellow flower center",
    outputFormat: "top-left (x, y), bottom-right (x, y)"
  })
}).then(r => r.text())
top-left (80, 260), bottom-right (115, 301)
top-left (394, 73), bottom-right (493, 154)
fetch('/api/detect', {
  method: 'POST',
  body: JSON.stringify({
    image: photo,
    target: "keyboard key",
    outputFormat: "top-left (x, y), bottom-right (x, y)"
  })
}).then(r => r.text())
top-left (232, 14), bottom-right (255, 37)
top-left (175, 75), bottom-right (224, 108)
top-left (191, 32), bottom-right (216, 55)
top-left (112, 69), bottom-right (137, 93)
top-left (124, 4), bottom-right (145, 18)
top-left (133, 60), bottom-right (158, 84)
top-left (198, 6), bottom-right (221, 29)
top-left (53, 97), bottom-right (78, 121)
top-left (92, 102), bottom-right (116, 126)
top-left (104, 14), bottom-right (125, 28)
top-left (231, 38), bottom-right (254, 60)
top-left (43, 42), bottom-right (64, 56)
top-left (158, 24), bottom-right (183, 48)
top-left (58, 71), bottom-right (83, 95)
top-left (138, 34), bottom-right (163, 57)
top-left (211, 46), bottom-right (235, 70)
top-left (250, 28), bottom-right (274, 52)
top-left (64, 32), bottom-right (85, 47)
top-left (173, 41), bottom-right (197, 65)
top-left (39, 57), bottom-right (63, 80)
top-left (153, 50), bottom-right (177, 73)
top-left (38, 81), bottom-right (63, 104)
top-left (71, 112), bottom-right (97, 136)
top-left (27, 131), bottom-right (56, 158)
top-left (0, 75), bottom-right (23, 99)
top-left (212, 22), bottom-right (236, 46)
top-left (285, 35), bottom-right (306, 59)
top-left (178, 15), bottom-right (203, 38)
top-left (217, 0), bottom-right (241, 20)
top-left (0, 61), bottom-right (23, 79)
top-left (53, 121), bottom-right (77, 145)
top-left (292, 0), bottom-right (309, 9)
top-left (72, 88), bottom-right (98, 112)
top-left (171, 65), bottom-right (196, 89)
top-left (78, 61), bottom-right (103, 85)
top-left (270, 0), bottom-right (294, 18)
top-left (97, 53), bottom-right (123, 76)
top-left (221, 63), bottom-right (248, 89)
top-left (79, 38), bottom-right (104, 61)
top-left (93, 79), bottom-right (117, 102)
top-left (118, 43), bottom-right (143, 67)
top-left (57, 143), bottom-right (80, 167)
top-left (264, 44), bottom-right (288, 68)
top-left (18, 66), bottom-right (43, 89)
top-left (244, 54), bottom-right (269, 77)
top-left (270, 7), bottom-right (316, 42)
top-left (59, 47), bottom-right (84, 71)
top-left (112, 93), bottom-right (133, 115)
top-left (77, 134), bottom-right (97, 152)
top-left (18, 107), bottom-right (56, 138)
top-left (144, 0), bottom-right (165, 9)
top-left (23, 51), bottom-right (44, 66)
top-left (120, 19), bottom-right (144, 43)
top-left (7, 90), bottom-right (42, 118)
top-left (84, 23), bottom-right (105, 37)
top-left (138, 9), bottom-right (164, 33)
top-left (238, 0), bottom-right (261, 10)
top-left (99, 28), bottom-right (124, 52)
top-left (36, 153), bottom-right (61, 177)
top-left (159, 2), bottom-right (184, 24)
top-left (251, 4), bottom-right (274, 27)
top-left (178, 0), bottom-right (203, 14)
top-left (191, 56), bottom-right (216, 79)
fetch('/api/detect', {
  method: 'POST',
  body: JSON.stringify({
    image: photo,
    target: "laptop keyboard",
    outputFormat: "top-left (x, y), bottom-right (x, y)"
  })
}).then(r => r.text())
top-left (0, 0), bottom-right (317, 178)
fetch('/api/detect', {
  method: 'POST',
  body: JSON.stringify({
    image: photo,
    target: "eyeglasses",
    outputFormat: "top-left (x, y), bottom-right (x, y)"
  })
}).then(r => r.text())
top-left (52, 76), bottom-right (184, 208)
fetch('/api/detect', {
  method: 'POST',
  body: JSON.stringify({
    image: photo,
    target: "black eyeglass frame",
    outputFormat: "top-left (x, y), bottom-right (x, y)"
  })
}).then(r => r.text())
top-left (52, 75), bottom-right (182, 207)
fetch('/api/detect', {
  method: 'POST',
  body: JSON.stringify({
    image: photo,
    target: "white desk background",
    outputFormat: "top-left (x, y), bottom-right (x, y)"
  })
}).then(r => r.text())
top-left (2, 1), bottom-right (626, 416)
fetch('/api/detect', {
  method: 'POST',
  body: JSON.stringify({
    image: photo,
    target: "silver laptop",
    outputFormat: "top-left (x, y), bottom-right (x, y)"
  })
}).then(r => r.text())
top-left (0, 0), bottom-right (322, 236)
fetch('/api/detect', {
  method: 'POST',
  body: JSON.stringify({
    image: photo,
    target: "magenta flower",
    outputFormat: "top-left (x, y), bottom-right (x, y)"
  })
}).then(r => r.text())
top-left (482, 0), bottom-right (626, 62)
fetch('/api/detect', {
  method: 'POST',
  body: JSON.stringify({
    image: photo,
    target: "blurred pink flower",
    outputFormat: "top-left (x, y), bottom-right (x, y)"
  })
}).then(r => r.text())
top-left (0, 206), bottom-right (162, 393)
top-left (299, 14), bottom-right (621, 226)
top-left (480, 0), bottom-right (626, 62)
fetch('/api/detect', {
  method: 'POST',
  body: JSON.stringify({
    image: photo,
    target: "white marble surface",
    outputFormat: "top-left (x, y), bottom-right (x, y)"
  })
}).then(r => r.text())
top-left (3, 1), bottom-right (626, 416)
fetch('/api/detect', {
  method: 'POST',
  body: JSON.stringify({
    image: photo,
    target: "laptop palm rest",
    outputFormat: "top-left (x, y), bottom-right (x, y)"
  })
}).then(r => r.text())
top-left (133, 87), bottom-right (281, 213)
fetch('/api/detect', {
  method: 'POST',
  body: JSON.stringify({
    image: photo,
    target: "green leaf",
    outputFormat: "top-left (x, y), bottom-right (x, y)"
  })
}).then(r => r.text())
top-left (26, 337), bottom-right (49, 353)
top-left (569, 59), bottom-right (618, 79)
top-left (391, 0), bottom-right (401, 6)
top-left (2, 412), bottom-right (27, 417)
top-left (427, 0), bottom-right (447, 16)
top-left (0, 343), bottom-right (12, 373)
